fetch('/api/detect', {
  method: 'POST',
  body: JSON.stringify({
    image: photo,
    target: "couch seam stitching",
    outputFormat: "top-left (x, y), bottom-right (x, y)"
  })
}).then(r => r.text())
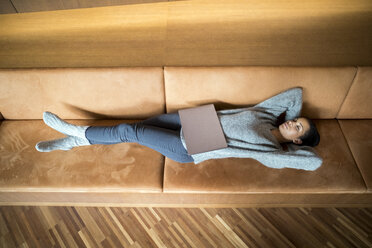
top-left (162, 66), bottom-right (166, 192)
top-left (9, 0), bottom-right (18, 13)
top-left (162, 66), bottom-right (167, 114)
top-left (336, 66), bottom-right (358, 118)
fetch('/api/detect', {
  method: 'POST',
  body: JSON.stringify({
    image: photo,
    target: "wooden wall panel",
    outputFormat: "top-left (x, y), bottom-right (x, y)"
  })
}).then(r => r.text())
top-left (165, 0), bottom-right (372, 66)
top-left (0, 0), bottom-right (371, 68)
top-left (0, 2), bottom-right (168, 67)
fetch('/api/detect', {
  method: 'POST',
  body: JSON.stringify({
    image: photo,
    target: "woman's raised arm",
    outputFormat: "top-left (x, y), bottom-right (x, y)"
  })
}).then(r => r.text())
top-left (254, 87), bottom-right (303, 121)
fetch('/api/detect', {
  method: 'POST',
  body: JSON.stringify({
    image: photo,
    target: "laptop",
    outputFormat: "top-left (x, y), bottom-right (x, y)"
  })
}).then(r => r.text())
top-left (178, 104), bottom-right (227, 155)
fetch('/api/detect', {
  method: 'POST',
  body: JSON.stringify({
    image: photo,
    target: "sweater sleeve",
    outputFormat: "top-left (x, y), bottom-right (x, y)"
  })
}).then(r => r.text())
top-left (256, 146), bottom-right (323, 171)
top-left (192, 144), bottom-right (323, 171)
top-left (254, 87), bottom-right (303, 121)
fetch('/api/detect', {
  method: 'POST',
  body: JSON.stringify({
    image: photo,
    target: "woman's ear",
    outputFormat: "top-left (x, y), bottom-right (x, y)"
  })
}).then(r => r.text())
top-left (293, 139), bottom-right (302, 145)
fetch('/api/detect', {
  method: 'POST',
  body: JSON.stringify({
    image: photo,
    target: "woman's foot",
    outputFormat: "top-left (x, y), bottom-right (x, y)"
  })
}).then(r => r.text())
top-left (43, 111), bottom-right (89, 139)
top-left (35, 135), bottom-right (91, 152)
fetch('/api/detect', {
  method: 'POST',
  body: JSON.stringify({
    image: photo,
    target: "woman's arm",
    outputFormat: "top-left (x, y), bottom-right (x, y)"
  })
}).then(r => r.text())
top-left (192, 144), bottom-right (323, 171)
top-left (254, 87), bottom-right (303, 121)
top-left (216, 87), bottom-right (303, 120)
top-left (262, 146), bottom-right (323, 171)
top-left (248, 147), bottom-right (323, 171)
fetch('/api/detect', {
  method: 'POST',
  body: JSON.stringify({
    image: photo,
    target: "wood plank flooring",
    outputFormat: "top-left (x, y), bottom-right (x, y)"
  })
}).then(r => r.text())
top-left (0, 207), bottom-right (372, 247)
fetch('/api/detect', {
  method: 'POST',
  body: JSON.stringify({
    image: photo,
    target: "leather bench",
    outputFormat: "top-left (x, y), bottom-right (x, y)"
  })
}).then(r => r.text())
top-left (0, 66), bottom-right (371, 207)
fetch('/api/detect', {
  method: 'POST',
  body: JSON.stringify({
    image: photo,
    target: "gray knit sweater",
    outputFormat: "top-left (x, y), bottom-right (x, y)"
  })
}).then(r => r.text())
top-left (180, 88), bottom-right (323, 171)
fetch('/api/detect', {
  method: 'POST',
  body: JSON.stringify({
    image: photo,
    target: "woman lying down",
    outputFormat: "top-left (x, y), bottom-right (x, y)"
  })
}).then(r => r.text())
top-left (36, 87), bottom-right (322, 171)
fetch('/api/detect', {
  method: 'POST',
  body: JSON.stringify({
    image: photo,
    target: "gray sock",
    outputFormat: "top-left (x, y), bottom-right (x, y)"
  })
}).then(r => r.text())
top-left (35, 135), bottom-right (91, 152)
top-left (43, 111), bottom-right (89, 139)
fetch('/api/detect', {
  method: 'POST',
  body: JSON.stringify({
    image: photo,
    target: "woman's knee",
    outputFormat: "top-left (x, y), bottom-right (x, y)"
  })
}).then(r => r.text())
top-left (114, 123), bottom-right (137, 142)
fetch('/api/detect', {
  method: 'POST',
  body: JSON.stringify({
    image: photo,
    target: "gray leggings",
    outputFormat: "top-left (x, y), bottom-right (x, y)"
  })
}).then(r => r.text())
top-left (85, 112), bottom-right (194, 163)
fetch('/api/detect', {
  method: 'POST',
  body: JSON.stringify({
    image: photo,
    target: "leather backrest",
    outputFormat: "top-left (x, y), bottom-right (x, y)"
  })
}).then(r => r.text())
top-left (164, 66), bottom-right (357, 119)
top-left (337, 67), bottom-right (372, 119)
top-left (0, 67), bottom-right (165, 119)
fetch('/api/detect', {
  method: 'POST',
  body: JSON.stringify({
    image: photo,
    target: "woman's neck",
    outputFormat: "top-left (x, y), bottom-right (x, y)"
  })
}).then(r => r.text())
top-left (271, 128), bottom-right (289, 144)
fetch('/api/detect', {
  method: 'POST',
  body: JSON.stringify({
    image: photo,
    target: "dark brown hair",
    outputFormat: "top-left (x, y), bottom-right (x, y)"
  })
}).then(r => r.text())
top-left (299, 118), bottom-right (320, 147)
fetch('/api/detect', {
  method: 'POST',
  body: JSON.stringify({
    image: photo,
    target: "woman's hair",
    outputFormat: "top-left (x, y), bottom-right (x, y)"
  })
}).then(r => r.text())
top-left (299, 118), bottom-right (320, 147)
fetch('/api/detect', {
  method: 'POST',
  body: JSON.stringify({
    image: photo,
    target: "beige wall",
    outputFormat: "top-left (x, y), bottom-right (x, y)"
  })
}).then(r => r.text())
top-left (0, 0), bottom-right (371, 68)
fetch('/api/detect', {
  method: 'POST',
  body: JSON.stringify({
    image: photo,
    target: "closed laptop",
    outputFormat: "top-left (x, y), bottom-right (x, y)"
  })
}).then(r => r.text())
top-left (178, 104), bottom-right (227, 155)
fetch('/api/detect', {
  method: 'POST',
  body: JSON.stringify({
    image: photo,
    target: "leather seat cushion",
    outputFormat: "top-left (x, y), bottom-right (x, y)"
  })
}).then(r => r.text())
top-left (163, 120), bottom-right (366, 193)
top-left (339, 120), bottom-right (372, 191)
top-left (0, 120), bottom-right (164, 192)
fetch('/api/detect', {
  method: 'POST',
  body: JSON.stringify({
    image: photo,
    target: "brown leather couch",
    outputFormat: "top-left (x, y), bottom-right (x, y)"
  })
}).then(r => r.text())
top-left (0, 66), bottom-right (371, 207)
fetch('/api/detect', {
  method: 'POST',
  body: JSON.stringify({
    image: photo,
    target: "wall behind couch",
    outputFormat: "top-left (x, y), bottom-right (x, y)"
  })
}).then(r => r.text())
top-left (0, 0), bottom-right (371, 68)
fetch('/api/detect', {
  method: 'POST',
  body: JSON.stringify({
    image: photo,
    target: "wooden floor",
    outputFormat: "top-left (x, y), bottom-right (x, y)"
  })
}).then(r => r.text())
top-left (0, 207), bottom-right (371, 247)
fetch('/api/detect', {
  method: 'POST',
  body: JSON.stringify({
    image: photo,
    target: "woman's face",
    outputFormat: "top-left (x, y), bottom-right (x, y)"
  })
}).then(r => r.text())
top-left (279, 117), bottom-right (310, 144)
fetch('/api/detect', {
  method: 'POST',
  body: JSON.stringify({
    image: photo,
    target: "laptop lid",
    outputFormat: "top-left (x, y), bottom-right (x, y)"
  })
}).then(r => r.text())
top-left (178, 104), bottom-right (227, 155)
